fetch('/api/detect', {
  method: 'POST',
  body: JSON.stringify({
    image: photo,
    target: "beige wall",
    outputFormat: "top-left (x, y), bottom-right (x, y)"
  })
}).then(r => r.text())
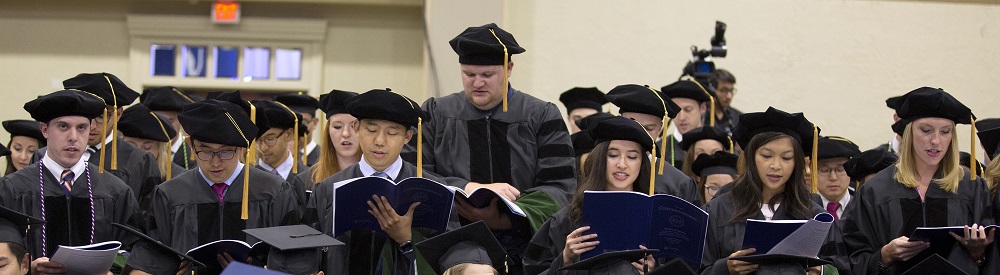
top-left (504, 0), bottom-right (1000, 156)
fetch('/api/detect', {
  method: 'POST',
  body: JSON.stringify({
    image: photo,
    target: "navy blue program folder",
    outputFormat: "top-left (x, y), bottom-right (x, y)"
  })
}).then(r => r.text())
top-left (332, 176), bottom-right (457, 237)
top-left (580, 190), bottom-right (708, 268)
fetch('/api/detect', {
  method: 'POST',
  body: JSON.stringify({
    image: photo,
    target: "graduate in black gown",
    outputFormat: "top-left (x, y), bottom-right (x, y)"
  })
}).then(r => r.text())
top-left (524, 116), bottom-right (664, 275)
top-left (118, 104), bottom-right (186, 181)
top-left (3, 119), bottom-right (44, 175)
top-left (840, 87), bottom-right (998, 274)
top-left (691, 151), bottom-right (738, 206)
top-left (292, 90), bottom-right (362, 221)
top-left (0, 90), bottom-right (140, 274)
top-left (274, 94), bottom-right (322, 167)
top-left (308, 89), bottom-right (448, 274)
top-left (976, 121), bottom-right (1000, 220)
top-left (139, 86), bottom-right (202, 170)
top-left (250, 100), bottom-right (309, 184)
top-left (125, 99), bottom-right (300, 275)
top-left (661, 80), bottom-right (714, 171)
top-left (701, 107), bottom-right (826, 275)
top-left (678, 126), bottom-right (733, 181)
top-left (558, 87), bottom-right (607, 134)
top-left (605, 84), bottom-right (702, 205)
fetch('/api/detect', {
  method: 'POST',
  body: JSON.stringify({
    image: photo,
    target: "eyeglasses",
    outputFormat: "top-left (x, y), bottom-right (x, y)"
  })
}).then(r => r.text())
top-left (92, 110), bottom-right (115, 124)
top-left (817, 167), bottom-right (847, 177)
top-left (195, 150), bottom-right (237, 161)
top-left (705, 185), bottom-right (721, 196)
top-left (258, 131), bottom-right (289, 147)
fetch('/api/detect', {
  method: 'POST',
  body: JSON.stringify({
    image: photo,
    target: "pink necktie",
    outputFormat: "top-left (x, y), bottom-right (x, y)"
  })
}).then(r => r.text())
top-left (212, 183), bottom-right (227, 203)
top-left (826, 202), bottom-right (840, 220)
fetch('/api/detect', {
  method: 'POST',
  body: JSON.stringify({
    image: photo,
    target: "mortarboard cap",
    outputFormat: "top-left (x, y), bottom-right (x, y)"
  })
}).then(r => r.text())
top-left (606, 84), bottom-right (680, 119)
top-left (416, 221), bottom-right (507, 275)
top-left (559, 249), bottom-right (654, 274)
top-left (243, 225), bottom-right (343, 275)
top-left (647, 258), bottom-right (698, 275)
top-left (318, 90), bottom-right (358, 117)
top-left (977, 127), bottom-right (1000, 160)
top-left (112, 223), bottom-right (205, 268)
top-left (816, 136), bottom-right (861, 160)
top-left (118, 104), bottom-right (177, 143)
top-left (140, 86), bottom-right (202, 112)
top-left (575, 112), bottom-right (615, 132)
top-left (345, 89), bottom-right (424, 129)
top-left (219, 261), bottom-right (289, 275)
top-left (975, 118), bottom-right (1000, 132)
top-left (899, 254), bottom-right (967, 275)
top-left (588, 116), bottom-right (655, 153)
top-left (559, 87), bottom-right (607, 113)
top-left (0, 205), bottom-right (43, 248)
top-left (449, 23), bottom-right (525, 66)
top-left (0, 144), bottom-right (8, 157)
top-left (732, 107), bottom-right (818, 157)
top-left (691, 151), bottom-right (739, 178)
top-left (3, 120), bottom-right (46, 147)
top-left (890, 87), bottom-right (974, 135)
top-left (679, 126), bottom-right (733, 152)
top-left (62, 73), bottom-right (138, 106)
top-left (885, 95), bottom-right (903, 111)
top-left (24, 90), bottom-right (107, 123)
top-left (843, 148), bottom-right (898, 185)
top-left (661, 80), bottom-right (711, 103)
top-left (179, 100), bottom-right (258, 148)
top-left (273, 94), bottom-right (319, 115)
top-left (251, 100), bottom-right (298, 137)
top-left (571, 132), bottom-right (596, 157)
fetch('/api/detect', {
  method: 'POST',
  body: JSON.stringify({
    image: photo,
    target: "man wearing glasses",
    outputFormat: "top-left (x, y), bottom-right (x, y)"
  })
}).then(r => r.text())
top-left (710, 69), bottom-right (742, 135)
top-left (126, 99), bottom-right (300, 275)
top-left (252, 100), bottom-right (309, 183)
top-left (812, 136), bottom-right (862, 220)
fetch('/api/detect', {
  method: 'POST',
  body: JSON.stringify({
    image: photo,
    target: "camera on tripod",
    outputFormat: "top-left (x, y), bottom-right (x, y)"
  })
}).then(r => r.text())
top-left (681, 21), bottom-right (727, 92)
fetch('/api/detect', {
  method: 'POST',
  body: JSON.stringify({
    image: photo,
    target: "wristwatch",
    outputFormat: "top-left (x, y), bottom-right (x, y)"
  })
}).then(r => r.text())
top-left (397, 240), bottom-right (414, 253)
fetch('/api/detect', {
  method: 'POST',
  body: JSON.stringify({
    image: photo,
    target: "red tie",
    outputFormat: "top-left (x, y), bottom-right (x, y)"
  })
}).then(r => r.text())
top-left (826, 202), bottom-right (840, 220)
top-left (212, 183), bottom-right (227, 203)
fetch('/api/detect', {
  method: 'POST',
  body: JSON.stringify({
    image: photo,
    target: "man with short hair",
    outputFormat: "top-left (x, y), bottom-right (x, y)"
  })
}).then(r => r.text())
top-left (710, 69), bottom-right (742, 135)
top-left (1, 90), bottom-right (140, 275)
top-left (661, 79), bottom-right (712, 169)
top-left (813, 136), bottom-right (861, 220)
top-left (252, 100), bottom-right (309, 183)
top-left (126, 99), bottom-right (300, 275)
top-left (309, 89), bottom-right (446, 274)
top-left (275, 94), bottom-right (321, 166)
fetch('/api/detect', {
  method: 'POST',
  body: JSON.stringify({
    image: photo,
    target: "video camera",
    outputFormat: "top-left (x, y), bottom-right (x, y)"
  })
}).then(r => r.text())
top-left (680, 21), bottom-right (727, 92)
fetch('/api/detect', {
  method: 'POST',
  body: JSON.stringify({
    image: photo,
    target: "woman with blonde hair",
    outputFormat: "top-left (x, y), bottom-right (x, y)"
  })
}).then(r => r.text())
top-left (841, 87), bottom-right (997, 274)
top-left (291, 90), bottom-right (360, 200)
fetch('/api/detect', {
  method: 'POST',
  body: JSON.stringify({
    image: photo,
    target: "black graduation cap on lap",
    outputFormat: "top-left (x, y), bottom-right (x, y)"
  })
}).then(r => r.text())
top-left (560, 87), bottom-right (608, 113)
top-left (679, 126), bottom-right (733, 152)
top-left (243, 225), bottom-right (343, 275)
top-left (119, 104), bottom-right (177, 143)
top-left (588, 116), bottom-right (655, 153)
top-left (24, 90), bottom-right (107, 123)
top-left (691, 151), bottom-right (739, 178)
top-left (977, 126), bottom-right (1000, 160)
top-left (899, 254), bottom-right (968, 275)
top-left (318, 90), bottom-right (358, 117)
top-left (606, 84), bottom-right (680, 119)
top-left (732, 107), bottom-right (819, 156)
top-left (178, 99), bottom-right (258, 148)
top-left (0, 204), bottom-right (43, 249)
top-left (816, 136), bottom-right (861, 160)
top-left (559, 249), bottom-right (655, 274)
top-left (416, 221), bottom-right (508, 275)
top-left (450, 23), bottom-right (525, 66)
top-left (274, 93), bottom-right (319, 116)
top-left (843, 148), bottom-right (898, 184)
top-left (647, 258), bottom-right (697, 275)
top-left (62, 72), bottom-right (139, 106)
top-left (2, 120), bottom-right (46, 147)
top-left (140, 86), bottom-right (202, 112)
top-left (112, 223), bottom-right (205, 268)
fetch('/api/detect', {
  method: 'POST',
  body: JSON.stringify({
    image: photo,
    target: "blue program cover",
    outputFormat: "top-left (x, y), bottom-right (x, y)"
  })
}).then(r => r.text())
top-left (580, 191), bottom-right (709, 268)
top-left (741, 219), bottom-right (806, 255)
top-left (333, 177), bottom-right (456, 237)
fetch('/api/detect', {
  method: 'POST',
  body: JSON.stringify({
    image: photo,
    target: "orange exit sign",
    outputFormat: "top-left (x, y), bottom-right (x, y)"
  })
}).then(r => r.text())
top-left (212, 2), bottom-right (240, 24)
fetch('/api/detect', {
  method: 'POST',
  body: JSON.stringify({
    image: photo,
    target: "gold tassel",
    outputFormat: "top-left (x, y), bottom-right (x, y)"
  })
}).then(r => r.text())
top-left (98, 109), bottom-right (107, 173)
top-left (811, 125), bottom-right (819, 194)
top-left (104, 75), bottom-right (119, 171)
top-left (728, 136), bottom-right (734, 154)
top-left (150, 112), bottom-right (173, 180)
top-left (274, 102), bottom-right (300, 174)
top-left (489, 29), bottom-right (509, 112)
top-left (242, 104), bottom-right (257, 220)
top-left (417, 118), bottom-right (423, 178)
top-left (971, 115), bottom-right (978, 179)
top-left (648, 152), bottom-right (655, 196)
top-left (687, 79), bottom-right (715, 126)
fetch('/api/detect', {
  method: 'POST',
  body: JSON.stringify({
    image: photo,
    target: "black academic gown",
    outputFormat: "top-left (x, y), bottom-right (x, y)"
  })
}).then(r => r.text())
top-left (706, 107), bottom-right (742, 136)
top-left (35, 140), bottom-right (163, 214)
top-left (256, 160), bottom-right (311, 215)
top-left (811, 193), bottom-right (855, 275)
top-left (0, 162), bottom-right (141, 259)
top-left (307, 161), bottom-right (448, 275)
top-left (305, 146), bottom-right (320, 167)
top-left (655, 162), bottom-right (702, 206)
top-left (700, 192), bottom-right (825, 275)
top-left (126, 166), bottom-right (300, 274)
top-left (168, 163), bottom-right (186, 180)
top-left (840, 167), bottom-right (999, 274)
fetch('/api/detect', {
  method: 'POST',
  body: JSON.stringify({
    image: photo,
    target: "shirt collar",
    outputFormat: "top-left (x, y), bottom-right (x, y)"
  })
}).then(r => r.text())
top-left (41, 152), bottom-right (87, 183)
top-left (199, 162), bottom-right (246, 186)
top-left (890, 136), bottom-right (900, 153)
top-left (171, 135), bottom-right (185, 153)
top-left (672, 129), bottom-right (684, 142)
top-left (304, 141), bottom-right (318, 155)
top-left (258, 151), bottom-right (294, 179)
top-left (821, 192), bottom-right (852, 208)
top-left (93, 133), bottom-right (114, 151)
top-left (358, 156), bottom-right (403, 180)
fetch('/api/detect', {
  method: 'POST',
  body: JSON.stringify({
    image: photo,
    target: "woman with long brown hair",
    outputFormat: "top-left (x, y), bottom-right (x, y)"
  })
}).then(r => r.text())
top-left (841, 87), bottom-right (997, 274)
top-left (3, 120), bottom-right (44, 175)
top-left (524, 115), bottom-right (656, 274)
top-left (701, 107), bottom-right (825, 275)
top-left (291, 90), bottom-right (361, 194)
